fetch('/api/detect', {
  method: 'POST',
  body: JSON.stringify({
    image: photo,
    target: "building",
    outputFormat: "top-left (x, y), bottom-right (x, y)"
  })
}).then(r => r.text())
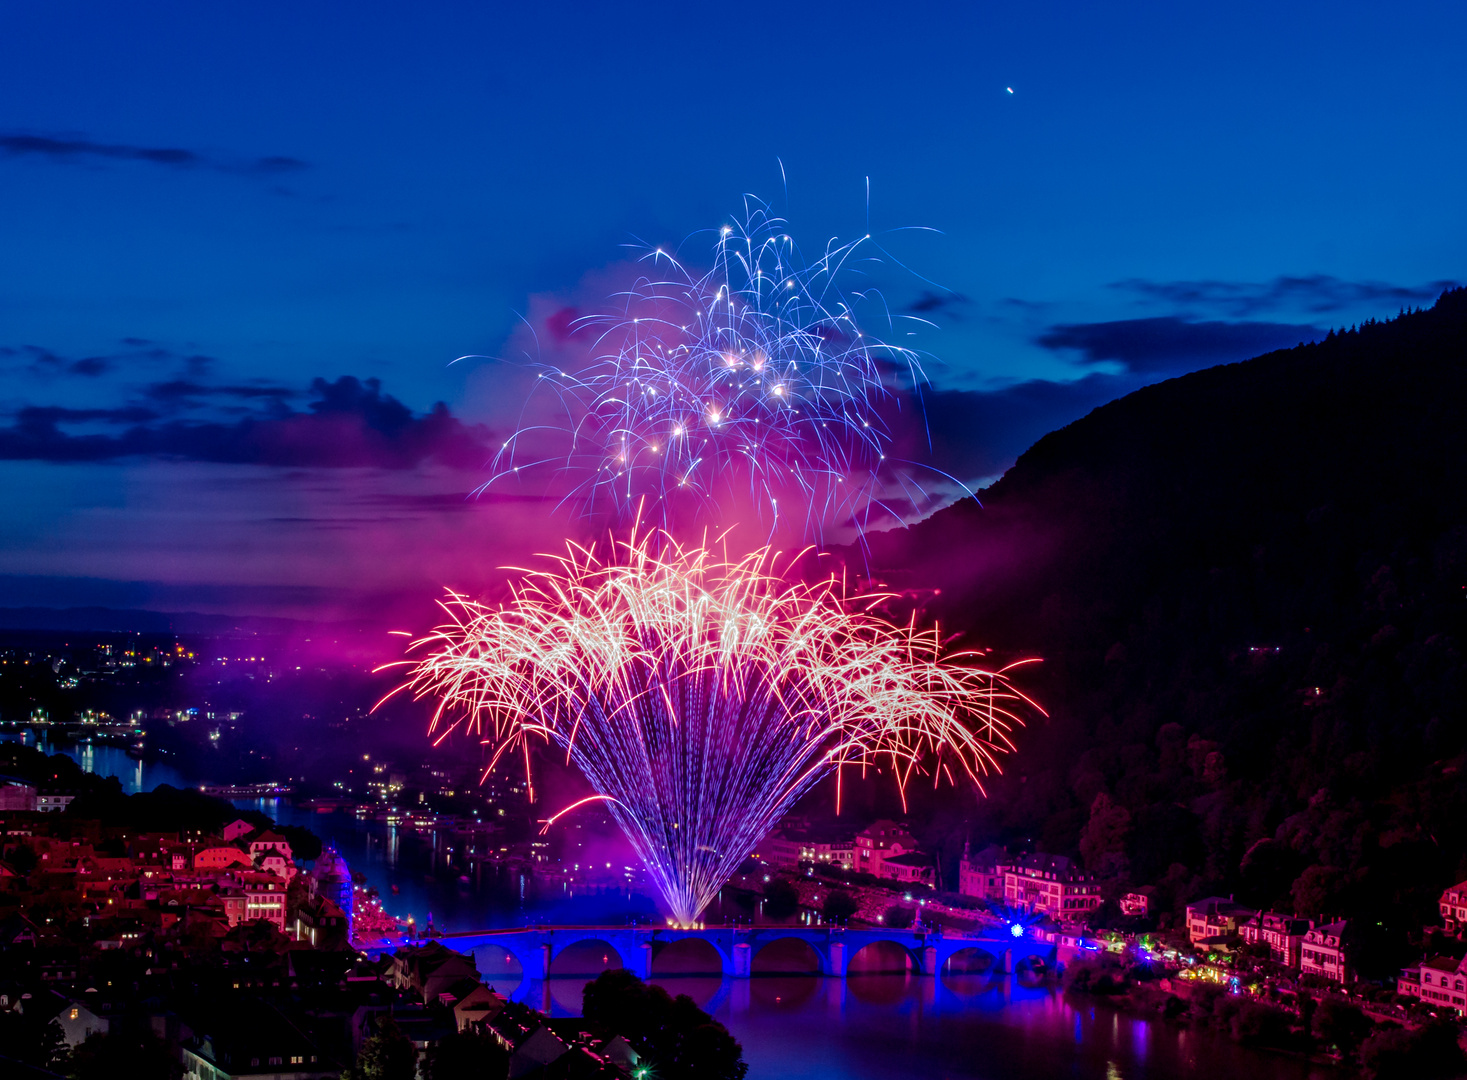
top-left (880, 851), bottom-right (935, 886)
top-left (249, 832), bottom-right (296, 880)
top-left (311, 847), bottom-right (352, 938)
top-left (1300, 920), bottom-right (1351, 983)
top-left (854, 821), bottom-right (920, 879)
top-left (54, 998), bottom-right (113, 1047)
top-left (237, 873), bottom-right (288, 932)
top-left (195, 846), bottom-right (253, 871)
top-left (1399, 955), bottom-right (1467, 1015)
top-left (1239, 911), bottom-right (1312, 967)
top-left (1185, 897), bottom-right (1256, 949)
top-left (0, 779), bottom-right (36, 811)
top-left (1002, 854), bottom-right (1102, 919)
top-left (36, 790), bottom-right (76, 813)
top-left (958, 843), bottom-right (1008, 902)
top-left (181, 1000), bottom-right (335, 1080)
top-left (1439, 880), bottom-right (1467, 933)
top-left (221, 819), bottom-right (255, 843)
top-left (765, 827), bottom-right (855, 870)
top-left (1119, 889), bottom-right (1153, 918)
top-left (293, 896), bottom-right (349, 949)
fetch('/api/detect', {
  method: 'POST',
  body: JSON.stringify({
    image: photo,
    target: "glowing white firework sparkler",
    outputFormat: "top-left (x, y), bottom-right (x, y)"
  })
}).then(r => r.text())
top-left (484, 204), bottom-right (948, 540)
top-left (392, 531), bottom-right (1039, 925)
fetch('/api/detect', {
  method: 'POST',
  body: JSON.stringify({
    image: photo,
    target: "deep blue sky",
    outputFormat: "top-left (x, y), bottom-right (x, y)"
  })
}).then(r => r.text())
top-left (2, 1), bottom-right (1463, 620)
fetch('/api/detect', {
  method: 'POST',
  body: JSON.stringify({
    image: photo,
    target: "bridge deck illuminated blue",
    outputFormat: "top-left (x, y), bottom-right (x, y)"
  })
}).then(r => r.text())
top-left (363, 924), bottom-right (1054, 980)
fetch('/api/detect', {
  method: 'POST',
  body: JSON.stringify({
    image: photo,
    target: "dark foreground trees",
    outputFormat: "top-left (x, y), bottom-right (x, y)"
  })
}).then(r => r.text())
top-left (583, 969), bottom-right (747, 1080)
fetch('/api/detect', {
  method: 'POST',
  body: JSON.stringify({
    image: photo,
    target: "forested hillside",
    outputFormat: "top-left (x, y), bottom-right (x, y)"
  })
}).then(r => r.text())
top-left (860, 288), bottom-right (1467, 975)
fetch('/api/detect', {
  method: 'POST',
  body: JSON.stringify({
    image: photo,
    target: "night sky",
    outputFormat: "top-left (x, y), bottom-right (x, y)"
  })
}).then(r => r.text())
top-left (2, 2), bottom-right (1463, 621)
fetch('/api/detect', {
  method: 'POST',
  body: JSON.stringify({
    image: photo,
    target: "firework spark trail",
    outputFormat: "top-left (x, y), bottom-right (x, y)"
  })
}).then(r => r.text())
top-left (391, 530), bottom-right (1040, 925)
top-left (482, 203), bottom-right (954, 541)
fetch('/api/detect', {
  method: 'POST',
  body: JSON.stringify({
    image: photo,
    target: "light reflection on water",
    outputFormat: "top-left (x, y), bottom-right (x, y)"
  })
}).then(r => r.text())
top-left (9, 736), bottom-right (1334, 1079)
top-left (497, 973), bottom-right (1332, 1080)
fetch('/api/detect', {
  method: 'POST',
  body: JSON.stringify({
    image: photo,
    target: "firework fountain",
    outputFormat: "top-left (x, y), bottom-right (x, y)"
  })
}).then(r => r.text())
top-left (397, 530), bottom-right (1038, 925)
top-left (399, 202), bottom-right (1035, 924)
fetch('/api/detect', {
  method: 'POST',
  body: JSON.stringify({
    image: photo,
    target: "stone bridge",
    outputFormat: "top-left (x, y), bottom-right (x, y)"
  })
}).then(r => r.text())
top-left (396, 924), bottom-right (1053, 981)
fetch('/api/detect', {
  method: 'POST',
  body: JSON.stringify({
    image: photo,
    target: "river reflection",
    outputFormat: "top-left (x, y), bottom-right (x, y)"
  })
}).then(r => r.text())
top-left (512, 972), bottom-right (1333, 1080)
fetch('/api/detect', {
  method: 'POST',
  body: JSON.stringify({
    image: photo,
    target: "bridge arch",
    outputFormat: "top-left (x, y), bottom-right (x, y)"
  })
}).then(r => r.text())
top-left (651, 936), bottom-right (732, 978)
top-left (941, 945), bottom-right (999, 976)
top-left (548, 937), bottom-right (624, 978)
top-left (750, 936), bottom-right (828, 976)
top-left (472, 943), bottom-right (526, 992)
top-left (846, 938), bottom-right (923, 976)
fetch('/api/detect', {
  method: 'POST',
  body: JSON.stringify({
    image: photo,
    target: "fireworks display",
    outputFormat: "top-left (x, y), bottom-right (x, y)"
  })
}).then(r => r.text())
top-left (485, 205), bottom-right (936, 542)
top-left (396, 530), bottom-right (1037, 925)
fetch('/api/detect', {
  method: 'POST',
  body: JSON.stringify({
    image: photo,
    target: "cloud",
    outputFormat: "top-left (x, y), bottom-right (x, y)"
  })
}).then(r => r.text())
top-left (0, 132), bottom-right (308, 176)
top-left (1036, 316), bottom-right (1320, 374)
top-left (1111, 274), bottom-right (1458, 317)
top-left (4, 341), bottom-right (217, 379)
top-left (0, 376), bottom-right (492, 468)
top-left (906, 291), bottom-right (971, 316)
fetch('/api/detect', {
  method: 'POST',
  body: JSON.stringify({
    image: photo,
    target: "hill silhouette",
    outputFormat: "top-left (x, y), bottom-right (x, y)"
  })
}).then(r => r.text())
top-left (861, 288), bottom-right (1467, 975)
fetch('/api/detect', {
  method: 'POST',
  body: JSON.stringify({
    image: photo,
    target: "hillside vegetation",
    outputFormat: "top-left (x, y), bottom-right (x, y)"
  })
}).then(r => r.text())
top-left (859, 289), bottom-right (1467, 975)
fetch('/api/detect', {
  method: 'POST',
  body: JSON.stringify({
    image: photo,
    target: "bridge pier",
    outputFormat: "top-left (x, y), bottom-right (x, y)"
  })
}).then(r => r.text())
top-left (628, 941), bottom-right (653, 979)
top-left (828, 941), bottom-right (846, 979)
top-left (732, 942), bottom-right (752, 979)
top-left (921, 945), bottom-right (937, 976)
top-left (522, 942), bottom-right (551, 981)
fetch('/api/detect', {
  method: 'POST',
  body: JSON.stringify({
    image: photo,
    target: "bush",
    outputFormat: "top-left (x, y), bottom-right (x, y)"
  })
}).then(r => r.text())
top-left (762, 878), bottom-right (800, 920)
top-left (822, 889), bottom-right (859, 924)
top-left (1360, 1019), bottom-right (1467, 1080)
top-left (583, 969), bottom-right (747, 1080)
top-left (1062, 955), bottom-right (1127, 995)
top-left (1313, 998), bottom-right (1372, 1056)
top-left (882, 904), bottom-right (914, 929)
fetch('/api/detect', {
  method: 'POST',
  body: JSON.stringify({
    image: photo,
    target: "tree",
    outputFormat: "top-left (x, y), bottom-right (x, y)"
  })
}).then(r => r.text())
top-left (421, 1029), bottom-right (509, 1080)
top-left (1313, 998), bottom-right (1372, 1058)
top-left (761, 878), bottom-right (799, 920)
top-left (582, 969), bottom-right (746, 1080)
top-left (882, 905), bottom-right (914, 929)
top-left (0, 1009), bottom-right (66, 1070)
top-left (1360, 1019), bottom-right (1467, 1080)
top-left (342, 1015), bottom-right (418, 1080)
top-left (65, 1031), bottom-right (182, 1080)
top-left (821, 889), bottom-right (858, 924)
top-left (1291, 865), bottom-right (1347, 920)
top-left (1079, 792), bottom-right (1131, 879)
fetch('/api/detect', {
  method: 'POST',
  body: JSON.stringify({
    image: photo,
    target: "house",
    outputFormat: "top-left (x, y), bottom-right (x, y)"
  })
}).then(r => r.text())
top-left (453, 984), bottom-right (508, 1032)
top-left (236, 872), bottom-right (288, 931)
top-left (1185, 897), bottom-right (1255, 949)
top-left (1439, 880), bottom-right (1467, 933)
top-left (54, 998), bottom-right (113, 1047)
top-left (222, 819), bottom-right (255, 843)
top-left (765, 826), bottom-right (854, 870)
top-left (0, 780), bottom-right (37, 811)
top-left (854, 821), bottom-right (920, 879)
top-left (1239, 911), bottom-right (1312, 967)
top-left (292, 895), bottom-right (349, 950)
top-left (1300, 920), bottom-right (1351, 983)
top-left (249, 831), bottom-right (293, 863)
top-left (1399, 954), bottom-right (1467, 1015)
top-left (509, 1024), bottom-right (570, 1079)
top-left (195, 846), bottom-right (253, 871)
top-left (390, 941), bottom-right (480, 1004)
top-left (1002, 854), bottom-right (1102, 919)
top-left (1119, 888), bottom-right (1153, 917)
top-left (35, 790), bottom-right (76, 813)
top-left (880, 851), bottom-right (935, 886)
top-left (180, 999), bottom-right (336, 1080)
top-left (957, 843), bottom-right (1007, 902)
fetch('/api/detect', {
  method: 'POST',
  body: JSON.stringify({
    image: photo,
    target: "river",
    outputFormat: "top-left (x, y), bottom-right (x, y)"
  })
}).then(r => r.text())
top-left (10, 734), bottom-right (1333, 1080)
